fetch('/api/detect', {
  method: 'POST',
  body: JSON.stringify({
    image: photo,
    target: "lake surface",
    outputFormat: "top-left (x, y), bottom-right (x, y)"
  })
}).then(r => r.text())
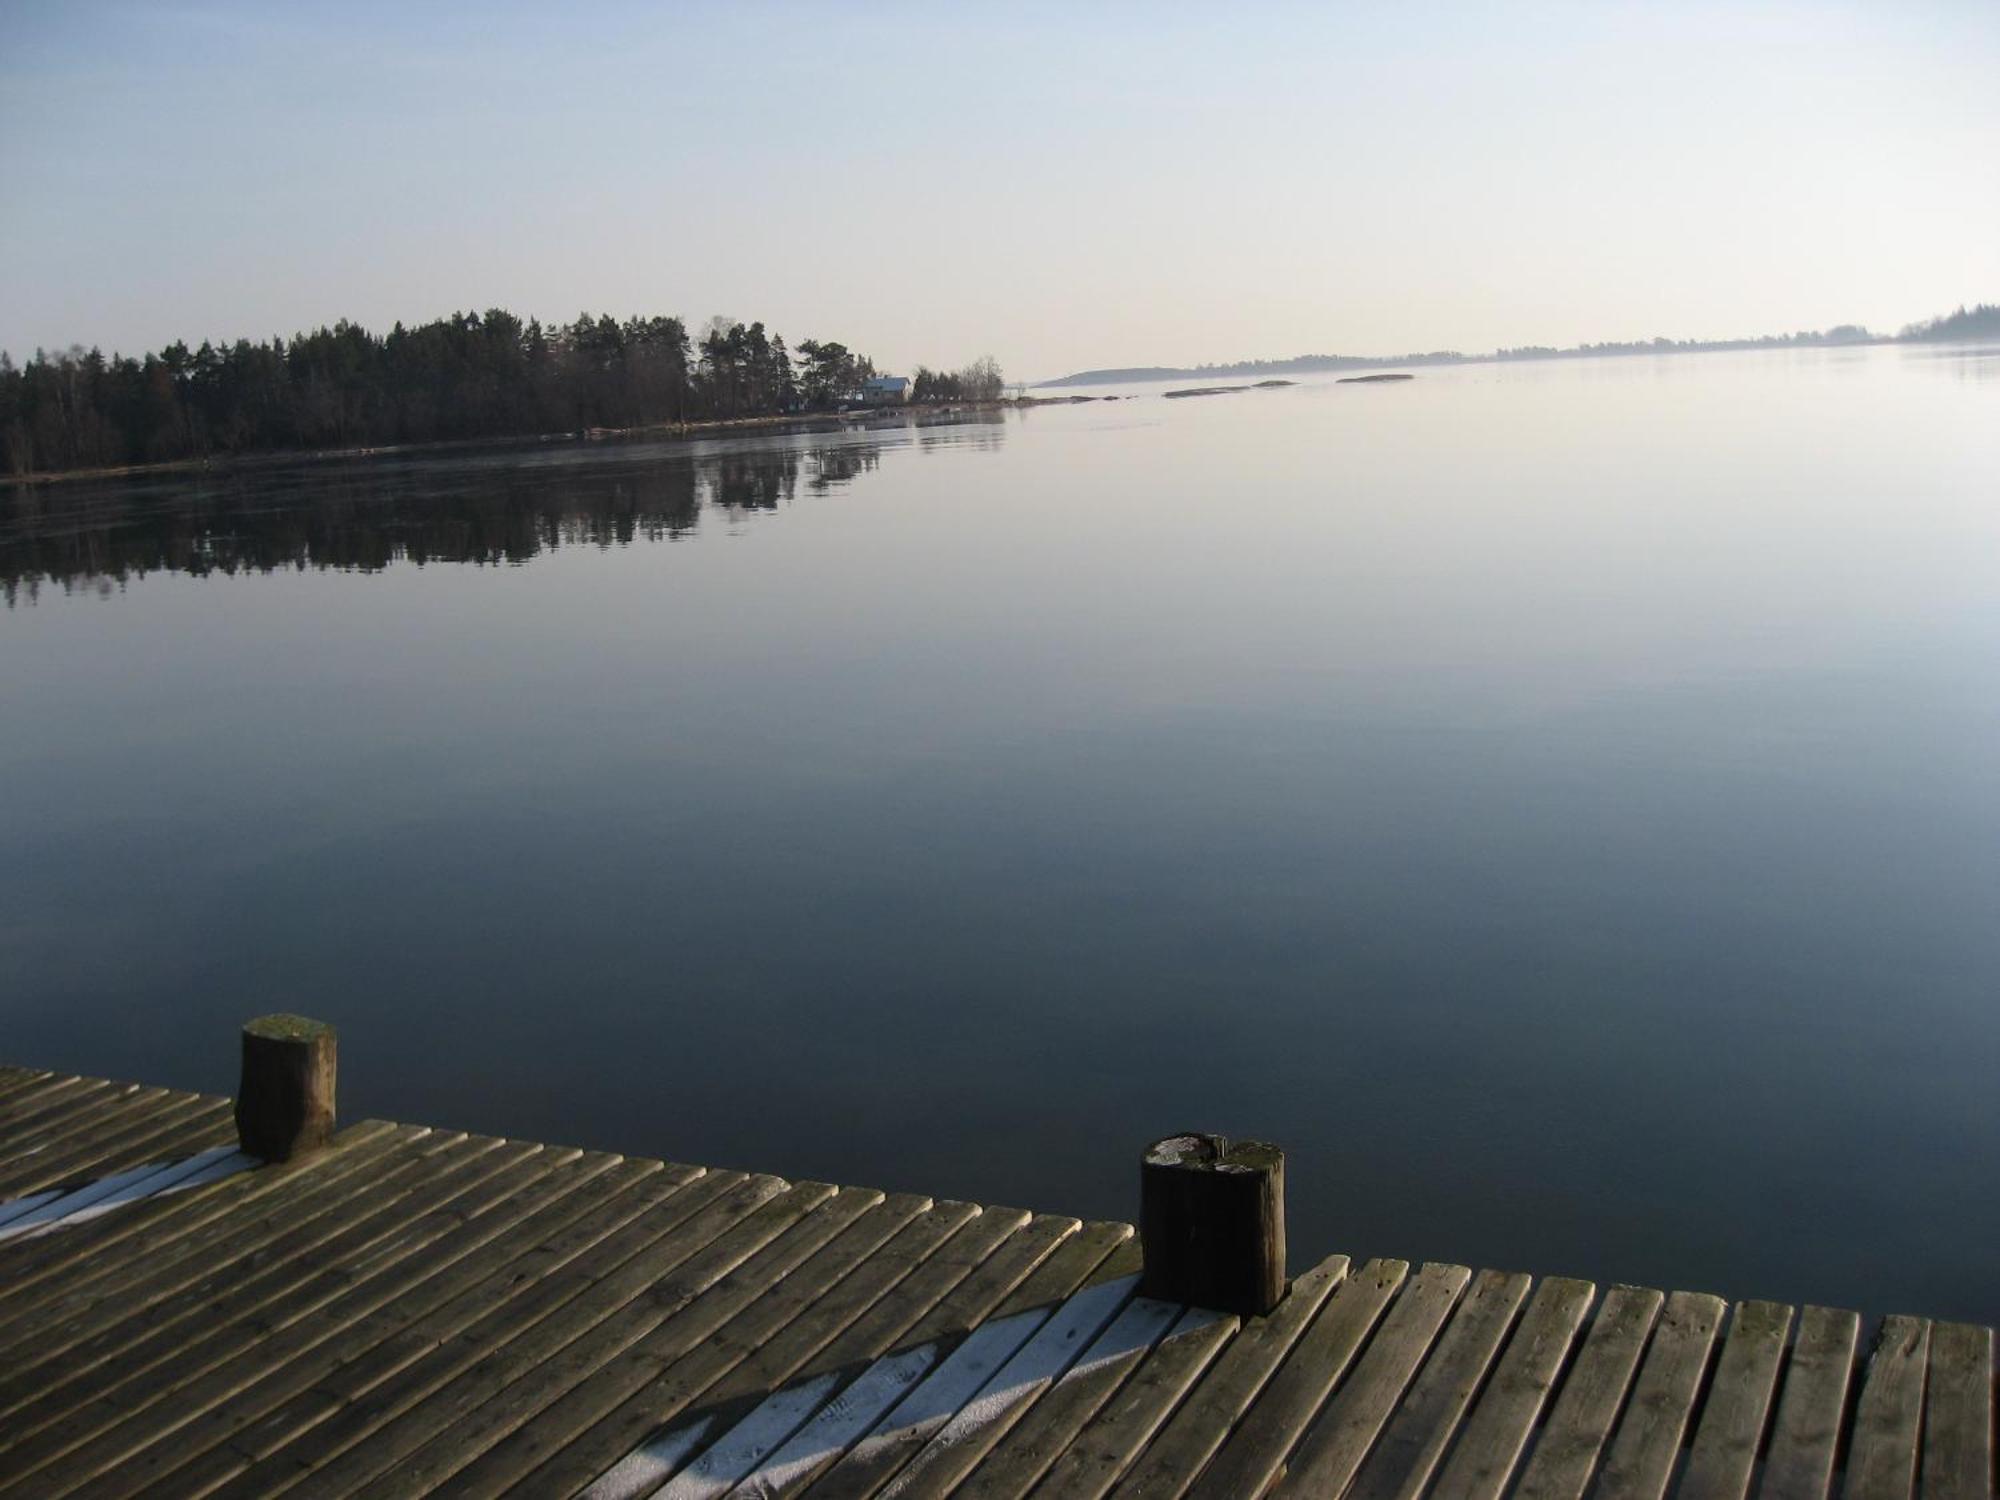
top-left (4, 345), bottom-right (1996, 1322)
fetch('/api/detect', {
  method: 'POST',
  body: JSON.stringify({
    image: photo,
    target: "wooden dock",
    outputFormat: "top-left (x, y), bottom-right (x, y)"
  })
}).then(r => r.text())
top-left (0, 1049), bottom-right (1990, 1498)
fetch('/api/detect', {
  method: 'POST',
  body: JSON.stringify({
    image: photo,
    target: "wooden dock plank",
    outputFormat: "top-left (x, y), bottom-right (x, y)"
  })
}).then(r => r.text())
top-left (0, 1126), bottom-right (469, 1418)
top-left (0, 1082), bottom-right (157, 1186)
top-left (1844, 1316), bottom-right (1931, 1500)
top-left (376, 1183), bottom-right (870, 1496)
top-left (776, 1219), bottom-right (1124, 1500)
top-left (223, 1171), bottom-right (796, 1498)
top-left (696, 1200), bottom-right (982, 1412)
top-left (1275, 1260), bottom-right (1476, 1498)
top-left (0, 1136), bottom-right (541, 1496)
top-left (807, 1302), bottom-right (1082, 1500)
top-left (0, 1065), bottom-right (54, 1104)
top-left (0, 1067), bottom-right (1989, 1500)
top-left (859, 1273), bottom-right (1140, 1499)
top-left (1425, 1276), bottom-right (1596, 1500)
top-left (121, 1157), bottom-right (675, 1498)
top-left (0, 1146), bottom-right (239, 1243)
top-left (890, 1214), bottom-right (1079, 1356)
top-left (1593, 1288), bottom-right (1727, 1500)
top-left (1114, 1254), bottom-right (1349, 1500)
top-left (187, 1159), bottom-right (708, 1500)
top-left (1920, 1322), bottom-right (1993, 1500)
top-left (48, 1146), bottom-right (613, 1500)
top-left (544, 1199), bottom-right (985, 1500)
top-left (0, 1091), bottom-right (229, 1200)
top-left (1761, 1306), bottom-right (1862, 1500)
top-left (952, 1292), bottom-right (1185, 1500)
top-left (1184, 1256), bottom-right (1411, 1500)
top-left (450, 1194), bottom-right (938, 1500)
top-left (1679, 1300), bottom-right (1794, 1500)
top-left (583, 1205), bottom-right (1051, 1500)
top-left (0, 1078), bottom-right (133, 1149)
top-left (1337, 1267), bottom-right (1532, 1500)
top-left (1511, 1283), bottom-right (1666, 1500)
top-left (0, 1121), bottom-right (410, 1346)
top-left (1027, 1303), bottom-right (1238, 1499)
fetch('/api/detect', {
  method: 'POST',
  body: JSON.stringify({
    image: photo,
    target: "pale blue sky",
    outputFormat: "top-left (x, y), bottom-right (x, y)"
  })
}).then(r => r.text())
top-left (2, 1), bottom-right (1995, 380)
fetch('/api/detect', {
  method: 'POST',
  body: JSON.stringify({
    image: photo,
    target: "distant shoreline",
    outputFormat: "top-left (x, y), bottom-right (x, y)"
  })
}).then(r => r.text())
top-left (1034, 311), bottom-right (1999, 388)
top-left (0, 399), bottom-right (1049, 489)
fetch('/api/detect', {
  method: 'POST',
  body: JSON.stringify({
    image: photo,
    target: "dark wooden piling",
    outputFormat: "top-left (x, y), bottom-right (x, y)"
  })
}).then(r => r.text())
top-left (233, 1013), bottom-right (337, 1161)
top-left (1140, 1131), bottom-right (1286, 1316)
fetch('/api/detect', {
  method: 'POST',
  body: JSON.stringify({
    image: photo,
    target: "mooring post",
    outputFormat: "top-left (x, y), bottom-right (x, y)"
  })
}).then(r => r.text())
top-left (235, 1013), bottom-right (337, 1161)
top-left (1140, 1132), bottom-right (1286, 1316)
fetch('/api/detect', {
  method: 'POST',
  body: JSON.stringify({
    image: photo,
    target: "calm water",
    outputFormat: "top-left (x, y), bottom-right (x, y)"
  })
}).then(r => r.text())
top-left (4, 345), bottom-right (1996, 1322)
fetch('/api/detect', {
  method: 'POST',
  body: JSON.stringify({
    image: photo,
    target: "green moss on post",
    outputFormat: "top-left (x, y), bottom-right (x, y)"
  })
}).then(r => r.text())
top-left (235, 1013), bottom-right (337, 1161)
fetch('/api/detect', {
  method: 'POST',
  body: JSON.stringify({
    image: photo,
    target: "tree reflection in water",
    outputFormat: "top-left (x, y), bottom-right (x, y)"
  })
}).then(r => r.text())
top-left (0, 414), bottom-right (1001, 604)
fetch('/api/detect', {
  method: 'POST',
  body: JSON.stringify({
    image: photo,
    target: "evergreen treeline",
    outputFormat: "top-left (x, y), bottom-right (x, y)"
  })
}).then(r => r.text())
top-left (0, 310), bottom-right (903, 478)
top-left (1898, 304), bottom-right (2000, 341)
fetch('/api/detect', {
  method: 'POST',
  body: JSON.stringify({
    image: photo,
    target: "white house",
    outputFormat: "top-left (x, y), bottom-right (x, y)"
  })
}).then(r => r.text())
top-left (859, 375), bottom-right (910, 406)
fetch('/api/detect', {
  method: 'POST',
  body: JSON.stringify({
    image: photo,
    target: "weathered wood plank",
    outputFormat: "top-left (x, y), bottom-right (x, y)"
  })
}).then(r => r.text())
top-left (728, 1344), bottom-right (967, 1500)
top-left (1278, 1260), bottom-right (1476, 1497)
top-left (1844, 1316), bottom-right (1931, 1500)
top-left (0, 1121), bottom-right (408, 1342)
top-left (785, 1227), bottom-right (1129, 1500)
top-left (0, 1136), bottom-right (543, 1496)
top-left (0, 1147), bottom-right (240, 1242)
top-left (44, 1147), bottom-right (617, 1500)
top-left (0, 1079), bottom-right (132, 1154)
top-left (376, 1182), bottom-right (866, 1497)
top-left (0, 1112), bottom-right (239, 1216)
top-left (1425, 1276), bottom-right (1596, 1500)
top-left (1030, 1303), bottom-right (1238, 1499)
top-left (862, 1274), bottom-right (1139, 1499)
top-left (548, 1200), bottom-right (984, 1500)
top-left (599, 1206), bottom-right (1058, 1500)
top-left (185, 1159), bottom-right (706, 1500)
top-left (218, 1171), bottom-right (797, 1499)
top-left (1919, 1321), bottom-right (1993, 1500)
top-left (0, 1126), bottom-right (468, 1413)
top-left (1511, 1284), bottom-right (1666, 1500)
top-left (0, 1091), bottom-right (224, 1195)
top-left (1116, 1254), bottom-right (1349, 1500)
top-left (1762, 1306), bottom-right (1861, 1500)
top-left (1337, 1267), bottom-right (1531, 1500)
top-left (1185, 1256), bottom-right (1411, 1500)
top-left (992, 1222), bottom-right (1134, 1321)
top-left (453, 1194), bottom-right (939, 1500)
top-left (1593, 1288), bottom-right (1727, 1500)
top-left (1679, 1300), bottom-right (1794, 1500)
top-left (808, 1304), bottom-right (1088, 1500)
top-left (952, 1292), bottom-right (1184, 1500)
top-left (890, 1214), bottom-right (1080, 1355)
top-left (0, 1065), bottom-right (54, 1104)
top-left (0, 1084), bottom-right (170, 1190)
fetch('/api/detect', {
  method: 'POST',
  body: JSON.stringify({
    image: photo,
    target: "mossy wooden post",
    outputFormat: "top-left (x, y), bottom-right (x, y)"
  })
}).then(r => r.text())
top-left (1140, 1132), bottom-right (1286, 1316)
top-left (235, 1013), bottom-right (337, 1161)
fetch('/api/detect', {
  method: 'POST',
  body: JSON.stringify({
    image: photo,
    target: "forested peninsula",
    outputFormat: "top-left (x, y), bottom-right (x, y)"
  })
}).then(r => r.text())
top-left (0, 310), bottom-right (1004, 480)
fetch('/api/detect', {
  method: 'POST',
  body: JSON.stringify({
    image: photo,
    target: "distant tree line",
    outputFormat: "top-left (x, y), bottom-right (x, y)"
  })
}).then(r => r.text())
top-left (1494, 324), bottom-right (1878, 360)
top-left (0, 309), bottom-right (1001, 478)
top-left (1898, 304), bottom-right (2000, 341)
top-left (1042, 300), bottom-right (1995, 388)
top-left (910, 357), bottom-right (1006, 403)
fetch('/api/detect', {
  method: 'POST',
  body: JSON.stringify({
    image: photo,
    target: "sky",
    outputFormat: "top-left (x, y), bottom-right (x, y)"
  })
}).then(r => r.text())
top-left (1, 1), bottom-right (1995, 382)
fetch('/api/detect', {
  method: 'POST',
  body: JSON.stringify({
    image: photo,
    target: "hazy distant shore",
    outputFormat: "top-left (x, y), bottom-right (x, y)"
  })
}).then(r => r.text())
top-left (1036, 303), bottom-right (1999, 388)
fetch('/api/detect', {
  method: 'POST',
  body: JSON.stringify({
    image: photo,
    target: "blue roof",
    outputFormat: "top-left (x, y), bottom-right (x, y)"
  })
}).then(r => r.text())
top-left (863, 376), bottom-right (908, 391)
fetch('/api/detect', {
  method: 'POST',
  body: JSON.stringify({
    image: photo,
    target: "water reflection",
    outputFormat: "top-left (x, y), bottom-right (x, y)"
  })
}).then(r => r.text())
top-left (0, 414), bottom-right (997, 603)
